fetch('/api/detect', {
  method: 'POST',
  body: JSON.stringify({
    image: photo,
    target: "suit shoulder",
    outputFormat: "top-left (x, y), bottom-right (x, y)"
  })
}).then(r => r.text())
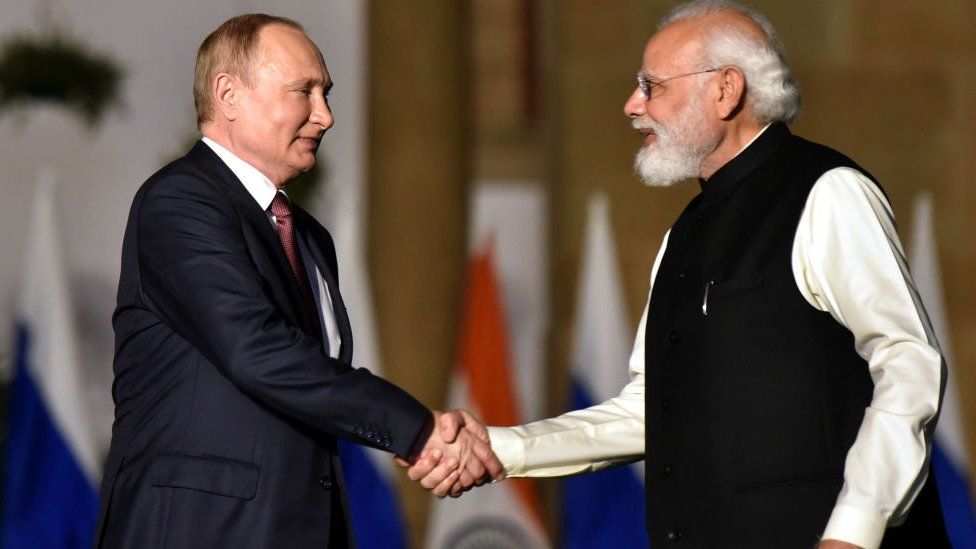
top-left (136, 155), bottom-right (222, 202)
top-left (128, 155), bottom-right (238, 239)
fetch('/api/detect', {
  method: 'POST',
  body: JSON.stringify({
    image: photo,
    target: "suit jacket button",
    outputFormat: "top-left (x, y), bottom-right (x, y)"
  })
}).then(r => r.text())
top-left (668, 331), bottom-right (680, 344)
top-left (666, 529), bottom-right (682, 542)
top-left (381, 437), bottom-right (391, 448)
top-left (319, 477), bottom-right (332, 490)
top-left (662, 464), bottom-right (673, 477)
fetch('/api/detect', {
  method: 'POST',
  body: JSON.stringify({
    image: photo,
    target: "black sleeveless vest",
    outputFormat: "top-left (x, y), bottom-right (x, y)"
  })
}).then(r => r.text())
top-left (643, 123), bottom-right (879, 546)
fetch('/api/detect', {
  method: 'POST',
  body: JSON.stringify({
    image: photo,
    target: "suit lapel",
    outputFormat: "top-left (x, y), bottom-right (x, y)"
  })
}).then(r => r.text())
top-left (184, 142), bottom-right (315, 335)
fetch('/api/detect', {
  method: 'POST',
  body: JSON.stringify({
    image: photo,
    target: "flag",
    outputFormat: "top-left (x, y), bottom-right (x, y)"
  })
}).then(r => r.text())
top-left (467, 183), bottom-right (549, 423)
top-left (1, 170), bottom-right (100, 548)
top-left (908, 191), bottom-right (976, 548)
top-left (425, 246), bottom-right (550, 549)
top-left (561, 194), bottom-right (648, 548)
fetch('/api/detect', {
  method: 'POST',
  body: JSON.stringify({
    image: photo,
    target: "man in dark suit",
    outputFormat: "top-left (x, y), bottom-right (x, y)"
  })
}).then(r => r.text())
top-left (95, 14), bottom-right (499, 548)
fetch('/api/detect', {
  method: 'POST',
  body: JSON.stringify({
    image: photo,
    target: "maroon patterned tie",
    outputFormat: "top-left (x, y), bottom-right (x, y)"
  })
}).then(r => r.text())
top-left (269, 192), bottom-right (321, 334)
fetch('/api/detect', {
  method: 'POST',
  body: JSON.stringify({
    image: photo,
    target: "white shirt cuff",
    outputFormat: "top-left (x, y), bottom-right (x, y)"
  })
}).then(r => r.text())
top-left (822, 503), bottom-right (887, 549)
top-left (487, 426), bottom-right (525, 476)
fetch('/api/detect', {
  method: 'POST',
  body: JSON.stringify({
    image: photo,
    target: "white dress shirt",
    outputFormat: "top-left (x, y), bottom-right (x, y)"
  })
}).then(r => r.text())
top-left (201, 137), bottom-right (343, 359)
top-left (488, 131), bottom-right (944, 549)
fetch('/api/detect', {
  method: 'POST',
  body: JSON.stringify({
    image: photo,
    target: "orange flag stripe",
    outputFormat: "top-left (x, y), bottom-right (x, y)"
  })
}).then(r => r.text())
top-left (458, 248), bottom-right (545, 526)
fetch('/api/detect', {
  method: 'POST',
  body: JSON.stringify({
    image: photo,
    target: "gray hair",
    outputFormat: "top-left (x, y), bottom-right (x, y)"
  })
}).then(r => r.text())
top-left (660, 0), bottom-right (801, 124)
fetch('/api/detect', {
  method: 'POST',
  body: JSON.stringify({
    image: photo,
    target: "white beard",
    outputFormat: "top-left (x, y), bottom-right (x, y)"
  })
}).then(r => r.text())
top-left (633, 89), bottom-right (719, 187)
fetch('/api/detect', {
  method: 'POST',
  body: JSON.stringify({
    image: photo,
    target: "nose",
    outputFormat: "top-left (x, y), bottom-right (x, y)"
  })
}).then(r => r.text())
top-left (624, 87), bottom-right (646, 118)
top-left (310, 92), bottom-right (334, 131)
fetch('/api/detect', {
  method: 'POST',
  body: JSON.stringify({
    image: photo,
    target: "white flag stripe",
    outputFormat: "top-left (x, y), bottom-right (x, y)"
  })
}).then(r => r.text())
top-left (17, 168), bottom-right (99, 484)
top-left (909, 192), bottom-right (967, 469)
top-left (468, 183), bottom-right (549, 422)
top-left (572, 193), bottom-right (644, 483)
top-left (425, 374), bottom-right (550, 549)
top-left (571, 194), bottom-right (632, 399)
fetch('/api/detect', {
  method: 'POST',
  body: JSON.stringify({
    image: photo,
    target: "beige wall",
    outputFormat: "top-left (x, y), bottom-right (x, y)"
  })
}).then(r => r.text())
top-left (369, 1), bottom-right (976, 545)
top-left (367, 1), bottom-right (472, 540)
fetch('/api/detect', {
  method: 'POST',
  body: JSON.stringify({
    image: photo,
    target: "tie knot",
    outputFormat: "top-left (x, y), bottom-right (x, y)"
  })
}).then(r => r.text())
top-left (269, 192), bottom-right (293, 219)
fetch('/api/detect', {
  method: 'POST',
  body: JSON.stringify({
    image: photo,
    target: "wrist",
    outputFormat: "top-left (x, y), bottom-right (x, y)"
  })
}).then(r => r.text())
top-left (405, 411), bottom-right (435, 462)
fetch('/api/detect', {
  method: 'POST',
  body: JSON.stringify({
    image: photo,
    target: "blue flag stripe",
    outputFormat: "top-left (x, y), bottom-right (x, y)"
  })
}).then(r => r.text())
top-left (561, 380), bottom-right (648, 549)
top-left (2, 326), bottom-right (98, 549)
top-left (932, 441), bottom-right (976, 549)
top-left (338, 440), bottom-right (407, 549)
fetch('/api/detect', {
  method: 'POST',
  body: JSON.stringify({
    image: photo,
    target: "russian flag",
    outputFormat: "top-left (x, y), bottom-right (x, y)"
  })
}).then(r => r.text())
top-left (909, 192), bottom-right (976, 548)
top-left (1, 172), bottom-right (100, 549)
top-left (562, 194), bottom-right (648, 548)
top-left (338, 441), bottom-right (407, 549)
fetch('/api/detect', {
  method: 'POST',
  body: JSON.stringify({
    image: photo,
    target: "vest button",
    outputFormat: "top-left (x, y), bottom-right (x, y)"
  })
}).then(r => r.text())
top-left (669, 331), bottom-right (680, 344)
top-left (662, 464), bottom-right (673, 477)
top-left (666, 529), bottom-right (682, 542)
top-left (678, 271), bottom-right (688, 280)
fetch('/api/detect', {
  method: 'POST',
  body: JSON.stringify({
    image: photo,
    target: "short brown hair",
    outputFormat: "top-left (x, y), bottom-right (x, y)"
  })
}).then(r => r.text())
top-left (193, 14), bottom-right (305, 127)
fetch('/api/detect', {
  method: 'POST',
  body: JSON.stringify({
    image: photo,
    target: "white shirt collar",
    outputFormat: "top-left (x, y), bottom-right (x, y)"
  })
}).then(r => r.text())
top-left (201, 136), bottom-right (279, 211)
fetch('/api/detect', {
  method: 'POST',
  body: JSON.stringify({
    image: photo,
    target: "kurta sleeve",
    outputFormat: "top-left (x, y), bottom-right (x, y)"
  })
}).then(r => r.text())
top-left (791, 167), bottom-right (945, 549)
top-left (487, 230), bottom-right (671, 477)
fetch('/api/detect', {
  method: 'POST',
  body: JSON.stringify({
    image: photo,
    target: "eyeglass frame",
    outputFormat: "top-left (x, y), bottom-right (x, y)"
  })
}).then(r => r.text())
top-left (636, 67), bottom-right (721, 101)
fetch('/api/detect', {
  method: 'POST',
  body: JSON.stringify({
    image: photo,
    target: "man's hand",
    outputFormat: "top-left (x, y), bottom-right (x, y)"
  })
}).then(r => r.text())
top-left (818, 540), bottom-right (863, 549)
top-left (397, 409), bottom-right (504, 497)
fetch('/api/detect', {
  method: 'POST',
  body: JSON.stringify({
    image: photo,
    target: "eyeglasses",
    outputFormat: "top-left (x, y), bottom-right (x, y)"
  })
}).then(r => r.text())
top-left (637, 68), bottom-right (720, 101)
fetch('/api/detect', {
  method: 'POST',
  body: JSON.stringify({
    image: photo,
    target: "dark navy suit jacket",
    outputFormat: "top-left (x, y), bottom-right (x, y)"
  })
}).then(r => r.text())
top-left (95, 142), bottom-right (430, 548)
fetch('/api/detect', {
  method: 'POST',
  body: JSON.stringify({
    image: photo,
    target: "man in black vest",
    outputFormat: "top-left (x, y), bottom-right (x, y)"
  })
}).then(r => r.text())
top-left (409, 1), bottom-right (950, 548)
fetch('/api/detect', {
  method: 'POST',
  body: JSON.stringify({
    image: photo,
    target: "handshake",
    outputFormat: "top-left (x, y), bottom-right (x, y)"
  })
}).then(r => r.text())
top-left (397, 410), bottom-right (505, 498)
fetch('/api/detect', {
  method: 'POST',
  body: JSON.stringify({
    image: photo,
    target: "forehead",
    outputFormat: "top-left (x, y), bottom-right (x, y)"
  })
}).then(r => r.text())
top-left (255, 24), bottom-right (330, 83)
top-left (641, 19), bottom-right (704, 76)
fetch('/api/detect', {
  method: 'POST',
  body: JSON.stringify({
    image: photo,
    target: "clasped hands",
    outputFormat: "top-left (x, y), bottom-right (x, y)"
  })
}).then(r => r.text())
top-left (397, 410), bottom-right (504, 498)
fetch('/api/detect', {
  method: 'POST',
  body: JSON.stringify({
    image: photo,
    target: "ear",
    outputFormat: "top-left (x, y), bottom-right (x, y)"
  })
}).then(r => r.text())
top-left (715, 66), bottom-right (746, 120)
top-left (212, 73), bottom-right (241, 122)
